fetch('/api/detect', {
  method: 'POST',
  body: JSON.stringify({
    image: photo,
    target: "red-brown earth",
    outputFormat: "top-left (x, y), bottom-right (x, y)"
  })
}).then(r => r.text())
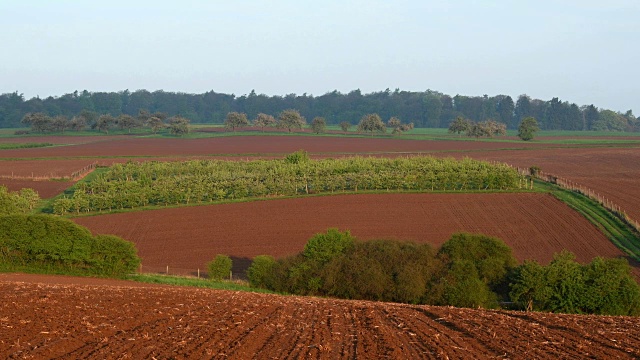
top-left (1, 273), bottom-right (639, 359)
top-left (74, 193), bottom-right (629, 277)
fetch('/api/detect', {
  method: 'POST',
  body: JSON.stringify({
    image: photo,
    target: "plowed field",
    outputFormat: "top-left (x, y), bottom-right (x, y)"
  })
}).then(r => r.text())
top-left (74, 193), bottom-right (627, 276)
top-left (1, 273), bottom-right (638, 359)
top-left (0, 135), bottom-right (546, 159)
top-left (454, 147), bottom-right (640, 222)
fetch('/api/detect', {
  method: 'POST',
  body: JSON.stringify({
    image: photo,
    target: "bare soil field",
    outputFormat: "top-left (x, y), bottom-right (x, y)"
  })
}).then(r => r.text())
top-left (453, 147), bottom-right (640, 222)
top-left (74, 193), bottom-right (627, 276)
top-left (0, 135), bottom-right (547, 159)
top-left (1, 273), bottom-right (638, 359)
top-left (0, 134), bottom-right (131, 145)
top-left (0, 159), bottom-right (97, 178)
top-left (0, 179), bottom-right (73, 199)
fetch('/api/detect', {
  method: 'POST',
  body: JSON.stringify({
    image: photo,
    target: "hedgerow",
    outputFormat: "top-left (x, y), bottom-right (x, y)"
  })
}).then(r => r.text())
top-left (249, 229), bottom-right (640, 315)
top-left (0, 214), bottom-right (140, 276)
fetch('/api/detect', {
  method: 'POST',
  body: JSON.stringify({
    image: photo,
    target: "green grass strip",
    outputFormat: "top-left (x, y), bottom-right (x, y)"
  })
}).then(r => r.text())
top-left (536, 180), bottom-right (640, 261)
top-left (124, 273), bottom-right (276, 293)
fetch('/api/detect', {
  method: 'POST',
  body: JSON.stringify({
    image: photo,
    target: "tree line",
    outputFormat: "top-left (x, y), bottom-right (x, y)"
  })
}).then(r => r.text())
top-left (52, 154), bottom-right (526, 215)
top-left (1, 88), bottom-right (637, 131)
top-left (245, 229), bottom-right (640, 316)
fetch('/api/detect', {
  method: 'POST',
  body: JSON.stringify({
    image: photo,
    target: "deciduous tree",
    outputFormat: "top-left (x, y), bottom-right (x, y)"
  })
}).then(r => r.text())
top-left (278, 109), bottom-right (306, 132)
top-left (448, 116), bottom-right (471, 137)
top-left (357, 113), bottom-right (386, 136)
top-left (224, 112), bottom-right (249, 132)
top-left (310, 117), bottom-right (327, 134)
top-left (253, 113), bottom-right (276, 132)
top-left (167, 116), bottom-right (190, 136)
top-left (517, 117), bottom-right (539, 141)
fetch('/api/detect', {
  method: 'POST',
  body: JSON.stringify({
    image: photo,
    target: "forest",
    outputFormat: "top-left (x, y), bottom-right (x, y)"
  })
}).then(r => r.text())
top-left (1, 88), bottom-right (637, 131)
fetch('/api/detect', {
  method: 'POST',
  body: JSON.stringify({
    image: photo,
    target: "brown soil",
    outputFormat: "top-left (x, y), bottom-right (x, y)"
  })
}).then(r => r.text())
top-left (0, 136), bottom-right (546, 159)
top-left (74, 193), bottom-right (625, 276)
top-left (452, 147), bottom-right (640, 222)
top-left (0, 179), bottom-right (74, 199)
top-left (1, 273), bottom-right (638, 359)
top-left (0, 159), bottom-right (97, 178)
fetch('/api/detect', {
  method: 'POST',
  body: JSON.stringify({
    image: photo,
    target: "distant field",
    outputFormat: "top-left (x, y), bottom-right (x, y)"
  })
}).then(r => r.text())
top-left (74, 193), bottom-right (622, 276)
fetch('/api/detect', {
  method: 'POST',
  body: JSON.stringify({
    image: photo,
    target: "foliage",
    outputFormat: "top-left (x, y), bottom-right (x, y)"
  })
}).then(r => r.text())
top-left (387, 117), bottom-right (414, 134)
top-left (277, 109), bottom-right (306, 132)
top-left (1, 89), bottom-right (633, 132)
top-left (518, 117), bottom-right (539, 141)
top-left (509, 252), bottom-right (640, 315)
top-left (52, 155), bottom-right (526, 213)
top-left (224, 112), bottom-right (249, 132)
top-left (145, 116), bottom-right (165, 134)
top-left (90, 234), bottom-right (141, 276)
top-left (247, 255), bottom-right (277, 288)
top-left (438, 232), bottom-right (517, 287)
top-left (21, 112), bottom-right (51, 132)
top-left (0, 214), bottom-right (140, 276)
top-left (95, 114), bottom-right (115, 134)
top-left (116, 114), bottom-right (140, 133)
top-left (310, 117), bottom-right (327, 134)
top-left (339, 121), bottom-right (351, 132)
top-left (0, 186), bottom-right (40, 215)
top-left (357, 113), bottom-right (386, 136)
top-left (448, 116), bottom-right (471, 136)
top-left (253, 113), bottom-right (277, 132)
top-left (167, 116), bottom-right (190, 136)
top-left (207, 254), bottom-right (232, 280)
top-left (303, 228), bottom-right (355, 264)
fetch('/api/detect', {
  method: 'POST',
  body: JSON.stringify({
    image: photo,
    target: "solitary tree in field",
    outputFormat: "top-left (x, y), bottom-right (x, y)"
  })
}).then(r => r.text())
top-left (448, 116), bottom-right (471, 137)
top-left (167, 116), bottom-right (190, 136)
top-left (518, 117), bottom-right (539, 141)
top-left (278, 109), bottom-right (306, 133)
top-left (339, 121), bottom-right (351, 132)
top-left (357, 113), bottom-right (386, 136)
top-left (253, 113), bottom-right (277, 132)
top-left (224, 112), bottom-right (249, 132)
top-left (310, 117), bottom-right (327, 134)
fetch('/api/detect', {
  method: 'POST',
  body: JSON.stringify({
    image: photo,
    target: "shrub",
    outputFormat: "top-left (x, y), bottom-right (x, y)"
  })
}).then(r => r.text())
top-left (303, 228), bottom-right (355, 264)
top-left (208, 254), bottom-right (232, 280)
top-left (247, 255), bottom-right (277, 288)
top-left (90, 234), bottom-right (140, 276)
top-left (0, 214), bottom-right (140, 276)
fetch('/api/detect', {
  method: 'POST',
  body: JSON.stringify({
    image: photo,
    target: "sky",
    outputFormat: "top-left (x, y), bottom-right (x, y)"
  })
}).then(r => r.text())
top-left (1, 0), bottom-right (638, 113)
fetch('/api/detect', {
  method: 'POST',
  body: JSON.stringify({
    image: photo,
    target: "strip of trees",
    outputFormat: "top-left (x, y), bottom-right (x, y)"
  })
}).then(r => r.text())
top-left (0, 186), bottom-right (40, 215)
top-left (2, 89), bottom-right (637, 132)
top-left (246, 230), bottom-right (640, 316)
top-left (20, 110), bottom-right (191, 136)
top-left (52, 154), bottom-right (526, 214)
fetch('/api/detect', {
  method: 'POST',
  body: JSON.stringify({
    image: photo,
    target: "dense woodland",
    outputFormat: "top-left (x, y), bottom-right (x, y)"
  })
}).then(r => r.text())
top-left (1, 89), bottom-right (638, 131)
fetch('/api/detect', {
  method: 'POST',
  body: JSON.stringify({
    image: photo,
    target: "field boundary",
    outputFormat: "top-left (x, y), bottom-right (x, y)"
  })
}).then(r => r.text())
top-left (0, 161), bottom-right (97, 182)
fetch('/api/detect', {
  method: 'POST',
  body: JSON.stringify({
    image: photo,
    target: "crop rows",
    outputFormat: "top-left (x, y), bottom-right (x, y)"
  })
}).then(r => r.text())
top-left (53, 156), bottom-right (526, 214)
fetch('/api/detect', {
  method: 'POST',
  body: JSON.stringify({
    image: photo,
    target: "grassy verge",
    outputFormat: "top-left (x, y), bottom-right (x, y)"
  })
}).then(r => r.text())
top-left (124, 273), bottom-right (275, 293)
top-left (0, 142), bottom-right (54, 150)
top-left (535, 180), bottom-right (640, 261)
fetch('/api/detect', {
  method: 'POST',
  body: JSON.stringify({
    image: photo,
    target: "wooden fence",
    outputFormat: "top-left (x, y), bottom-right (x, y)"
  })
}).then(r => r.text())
top-left (0, 162), bottom-right (97, 181)
top-left (514, 166), bottom-right (640, 234)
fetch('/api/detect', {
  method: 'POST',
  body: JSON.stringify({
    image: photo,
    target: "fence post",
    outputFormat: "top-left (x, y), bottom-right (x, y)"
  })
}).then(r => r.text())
top-left (166, 265), bottom-right (169, 275)
top-left (197, 268), bottom-right (200, 279)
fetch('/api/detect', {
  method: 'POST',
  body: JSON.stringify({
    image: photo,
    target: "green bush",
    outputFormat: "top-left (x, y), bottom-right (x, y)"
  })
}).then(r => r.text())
top-left (247, 255), bottom-right (277, 288)
top-left (510, 252), bottom-right (640, 315)
top-left (438, 232), bottom-right (517, 287)
top-left (208, 254), bottom-right (232, 280)
top-left (303, 228), bottom-right (355, 264)
top-left (0, 214), bottom-right (140, 277)
top-left (90, 234), bottom-right (140, 276)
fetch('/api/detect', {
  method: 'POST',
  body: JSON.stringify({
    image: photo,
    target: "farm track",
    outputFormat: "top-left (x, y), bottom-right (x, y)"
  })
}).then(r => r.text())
top-left (1, 274), bottom-right (639, 359)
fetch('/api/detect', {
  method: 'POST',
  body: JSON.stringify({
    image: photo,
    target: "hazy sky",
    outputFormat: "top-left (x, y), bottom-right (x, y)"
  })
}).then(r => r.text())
top-left (1, 1), bottom-right (638, 113)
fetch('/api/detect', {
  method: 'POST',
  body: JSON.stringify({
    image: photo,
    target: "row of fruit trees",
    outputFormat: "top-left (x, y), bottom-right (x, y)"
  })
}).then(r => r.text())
top-left (53, 156), bottom-right (526, 215)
